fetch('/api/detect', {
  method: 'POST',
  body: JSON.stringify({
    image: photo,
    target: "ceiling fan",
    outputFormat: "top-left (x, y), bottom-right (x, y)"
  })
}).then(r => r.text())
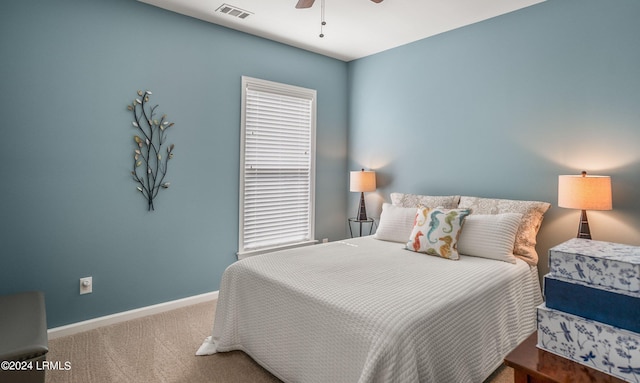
top-left (296, 0), bottom-right (382, 8)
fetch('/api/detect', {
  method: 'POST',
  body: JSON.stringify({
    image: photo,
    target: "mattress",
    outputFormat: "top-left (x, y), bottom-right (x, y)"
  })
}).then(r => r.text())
top-left (198, 236), bottom-right (542, 383)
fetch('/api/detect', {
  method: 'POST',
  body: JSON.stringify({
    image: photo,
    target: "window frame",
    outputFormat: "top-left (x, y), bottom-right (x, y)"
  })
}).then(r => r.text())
top-left (238, 76), bottom-right (317, 259)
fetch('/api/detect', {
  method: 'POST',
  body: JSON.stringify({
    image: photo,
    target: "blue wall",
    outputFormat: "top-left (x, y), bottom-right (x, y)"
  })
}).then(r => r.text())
top-left (348, 0), bottom-right (640, 275)
top-left (0, 0), bottom-right (349, 327)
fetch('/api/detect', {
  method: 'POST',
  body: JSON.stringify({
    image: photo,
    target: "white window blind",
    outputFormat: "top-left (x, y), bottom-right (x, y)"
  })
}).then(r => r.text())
top-left (239, 76), bottom-right (316, 258)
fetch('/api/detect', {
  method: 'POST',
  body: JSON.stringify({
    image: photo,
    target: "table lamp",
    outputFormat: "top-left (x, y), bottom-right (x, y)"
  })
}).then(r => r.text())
top-left (558, 171), bottom-right (612, 240)
top-left (350, 169), bottom-right (376, 221)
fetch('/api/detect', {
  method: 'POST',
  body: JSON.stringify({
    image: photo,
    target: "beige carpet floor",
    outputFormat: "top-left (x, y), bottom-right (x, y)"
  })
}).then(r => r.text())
top-left (45, 301), bottom-right (514, 383)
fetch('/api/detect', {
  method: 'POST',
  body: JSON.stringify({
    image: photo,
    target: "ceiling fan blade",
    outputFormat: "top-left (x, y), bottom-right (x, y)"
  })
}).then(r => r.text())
top-left (370, 0), bottom-right (383, 3)
top-left (296, 0), bottom-right (315, 8)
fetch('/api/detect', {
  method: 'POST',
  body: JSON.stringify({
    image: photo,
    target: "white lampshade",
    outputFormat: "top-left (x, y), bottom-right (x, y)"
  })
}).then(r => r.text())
top-left (558, 173), bottom-right (612, 211)
top-left (350, 169), bottom-right (376, 192)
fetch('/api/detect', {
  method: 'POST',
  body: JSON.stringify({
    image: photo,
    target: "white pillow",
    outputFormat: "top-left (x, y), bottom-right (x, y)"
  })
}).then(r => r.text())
top-left (458, 196), bottom-right (550, 265)
top-left (373, 203), bottom-right (417, 243)
top-left (457, 213), bottom-right (523, 264)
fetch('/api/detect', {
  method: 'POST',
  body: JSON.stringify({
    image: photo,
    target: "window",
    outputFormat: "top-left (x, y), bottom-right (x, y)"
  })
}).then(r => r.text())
top-left (238, 76), bottom-right (316, 258)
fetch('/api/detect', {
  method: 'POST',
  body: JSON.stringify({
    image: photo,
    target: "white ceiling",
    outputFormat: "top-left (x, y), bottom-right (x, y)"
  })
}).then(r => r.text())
top-left (139, 0), bottom-right (545, 62)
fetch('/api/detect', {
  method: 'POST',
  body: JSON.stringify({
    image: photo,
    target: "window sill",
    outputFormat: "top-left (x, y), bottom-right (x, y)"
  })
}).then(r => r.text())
top-left (237, 240), bottom-right (318, 260)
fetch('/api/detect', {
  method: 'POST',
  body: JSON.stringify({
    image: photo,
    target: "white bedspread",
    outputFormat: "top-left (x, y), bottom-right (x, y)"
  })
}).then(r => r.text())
top-left (198, 236), bottom-right (542, 383)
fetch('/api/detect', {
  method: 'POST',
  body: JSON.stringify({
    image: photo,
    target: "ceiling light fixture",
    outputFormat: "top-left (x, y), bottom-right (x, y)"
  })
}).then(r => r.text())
top-left (319, 0), bottom-right (326, 38)
top-left (296, 0), bottom-right (382, 39)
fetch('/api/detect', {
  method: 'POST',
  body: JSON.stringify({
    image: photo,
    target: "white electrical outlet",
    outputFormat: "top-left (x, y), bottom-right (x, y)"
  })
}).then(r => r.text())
top-left (80, 276), bottom-right (93, 295)
top-left (322, 238), bottom-right (329, 243)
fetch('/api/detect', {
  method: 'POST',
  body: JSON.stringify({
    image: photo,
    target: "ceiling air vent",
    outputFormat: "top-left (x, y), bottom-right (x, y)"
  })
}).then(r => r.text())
top-left (216, 4), bottom-right (252, 19)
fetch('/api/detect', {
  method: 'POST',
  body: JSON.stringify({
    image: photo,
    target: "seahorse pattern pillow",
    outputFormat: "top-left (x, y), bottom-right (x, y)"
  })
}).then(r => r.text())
top-left (373, 203), bottom-right (418, 243)
top-left (406, 207), bottom-right (471, 260)
top-left (457, 213), bottom-right (523, 264)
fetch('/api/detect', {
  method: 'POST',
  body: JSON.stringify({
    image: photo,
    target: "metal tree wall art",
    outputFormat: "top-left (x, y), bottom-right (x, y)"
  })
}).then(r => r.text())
top-left (127, 90), bottom-right (175, 211)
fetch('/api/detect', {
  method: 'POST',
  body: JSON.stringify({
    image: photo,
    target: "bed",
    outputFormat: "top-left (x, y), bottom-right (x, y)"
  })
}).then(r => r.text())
top-left (198, 194), bottom-right (549, 383)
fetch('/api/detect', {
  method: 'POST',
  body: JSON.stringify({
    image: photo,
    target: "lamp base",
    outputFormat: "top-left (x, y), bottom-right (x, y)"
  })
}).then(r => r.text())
top-left (577, 209), bottom-right (592, 240)
top-left (356, 192), bottom-right (368, 221)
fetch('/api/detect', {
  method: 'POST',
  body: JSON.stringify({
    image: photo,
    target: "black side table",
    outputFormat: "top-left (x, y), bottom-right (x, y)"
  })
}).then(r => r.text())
top-left (348, 217), bottom-right (376, 237)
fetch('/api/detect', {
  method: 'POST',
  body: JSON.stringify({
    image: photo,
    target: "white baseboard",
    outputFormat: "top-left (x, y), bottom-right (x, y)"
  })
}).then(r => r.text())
top-left (48, 291), bottom-right (218, 339)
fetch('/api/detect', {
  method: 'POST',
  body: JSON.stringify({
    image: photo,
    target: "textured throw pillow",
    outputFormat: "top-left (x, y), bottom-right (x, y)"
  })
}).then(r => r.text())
top-left (406, 207), bottom-right (471, 260)
top-left (373, 203), bottom-right (418, 243)
top-left (390, 192), bottom-right (460, 209)
top-left (457, 213), bottom-right (523, 264)
top-left (458, 196), bottom-right (551, 266)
